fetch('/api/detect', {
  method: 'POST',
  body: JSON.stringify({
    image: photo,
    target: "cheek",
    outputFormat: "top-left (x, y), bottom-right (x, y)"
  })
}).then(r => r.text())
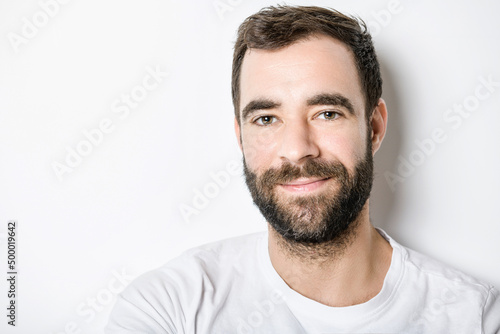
top-left (318, 128), bottom-right (367, 169)
top-left (241, 130), bottom-right (279, 172)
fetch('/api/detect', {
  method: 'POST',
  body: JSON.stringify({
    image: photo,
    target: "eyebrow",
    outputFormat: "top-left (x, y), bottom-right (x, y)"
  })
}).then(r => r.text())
top-left (240, 92), bottom-right (355, 122)
top-left (307, 93), bottom-right (355, 115)
top-left (241, 99), bottom-right (281, 121)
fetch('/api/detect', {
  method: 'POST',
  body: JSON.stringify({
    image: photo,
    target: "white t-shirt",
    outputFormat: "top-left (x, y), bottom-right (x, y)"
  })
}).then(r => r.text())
top-left (105, 229), bottom-right (500, 333)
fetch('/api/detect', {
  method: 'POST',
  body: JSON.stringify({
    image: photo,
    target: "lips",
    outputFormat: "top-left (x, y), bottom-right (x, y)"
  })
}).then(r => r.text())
top-left (279, 177), bottom-right (331, 192)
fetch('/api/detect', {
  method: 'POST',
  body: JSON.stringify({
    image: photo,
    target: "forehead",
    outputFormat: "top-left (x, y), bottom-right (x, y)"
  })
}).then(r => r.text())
top-left (239, 35), bottom-right (364, 115)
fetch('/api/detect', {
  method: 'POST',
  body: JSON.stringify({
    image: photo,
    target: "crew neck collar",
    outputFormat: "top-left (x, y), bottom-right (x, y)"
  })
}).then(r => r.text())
top-left (257, 228), bottom-right (405, 331)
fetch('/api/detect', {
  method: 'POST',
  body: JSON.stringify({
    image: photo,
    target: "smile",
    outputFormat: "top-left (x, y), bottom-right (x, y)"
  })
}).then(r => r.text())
top-left (279, 177), bottom-right (331, 193)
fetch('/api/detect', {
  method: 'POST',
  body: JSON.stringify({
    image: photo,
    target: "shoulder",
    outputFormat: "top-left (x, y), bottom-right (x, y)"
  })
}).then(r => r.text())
top-left (128, 231), bottom-right (265, 294)
top-left (401, 240), bottom-right (494, 296)
top-left (179, 230), bottom-right (266, 265)
top-left (378, 229), bottom-right (493, 295)
top-left (105, 231), bottom-right (267, 333)
top-left (384, 231), bottom-right (500, 332)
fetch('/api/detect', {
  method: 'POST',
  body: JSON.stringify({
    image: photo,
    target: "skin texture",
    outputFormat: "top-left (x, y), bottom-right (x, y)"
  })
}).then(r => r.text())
top-left (234, 34), bottom-right (392, 307)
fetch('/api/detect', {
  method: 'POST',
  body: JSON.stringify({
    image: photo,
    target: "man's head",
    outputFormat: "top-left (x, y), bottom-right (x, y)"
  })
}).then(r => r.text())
top-left (232, 5), bottom-right (387, 249)
top-left (232, 5), bottom-right (382, 124)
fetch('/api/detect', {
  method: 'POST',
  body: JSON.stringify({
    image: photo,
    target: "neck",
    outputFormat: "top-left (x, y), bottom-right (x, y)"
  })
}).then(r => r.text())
top-left (268, 202), bottom-right (393, 307)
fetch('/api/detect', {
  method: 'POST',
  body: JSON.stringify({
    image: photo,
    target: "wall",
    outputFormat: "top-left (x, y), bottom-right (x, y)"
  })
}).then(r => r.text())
top-left (0, 0), bottom-right (498, 332)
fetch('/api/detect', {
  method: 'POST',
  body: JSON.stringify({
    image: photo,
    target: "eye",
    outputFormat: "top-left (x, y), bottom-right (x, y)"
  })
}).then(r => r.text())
top-left (317, 111), bottom-right (340, 120)
top-left (254, 115), bottom-right (276, 126)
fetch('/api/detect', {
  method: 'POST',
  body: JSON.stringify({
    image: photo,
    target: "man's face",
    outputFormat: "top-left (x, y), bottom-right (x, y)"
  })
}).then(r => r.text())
top-left (236, 35), bottom-right (375, 245)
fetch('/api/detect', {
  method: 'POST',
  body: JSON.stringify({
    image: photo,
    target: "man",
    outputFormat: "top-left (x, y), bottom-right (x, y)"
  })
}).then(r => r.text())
top-left (106, 5), bottom-right (500, 333)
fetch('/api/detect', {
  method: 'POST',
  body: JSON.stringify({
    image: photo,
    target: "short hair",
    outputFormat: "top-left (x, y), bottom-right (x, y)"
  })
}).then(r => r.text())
top-left (232, 5), bottom-right (382, 124)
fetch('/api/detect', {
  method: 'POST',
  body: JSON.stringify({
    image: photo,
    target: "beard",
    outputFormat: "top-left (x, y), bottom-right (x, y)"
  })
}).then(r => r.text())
top-left (243, 142), bottom-right (374, 248)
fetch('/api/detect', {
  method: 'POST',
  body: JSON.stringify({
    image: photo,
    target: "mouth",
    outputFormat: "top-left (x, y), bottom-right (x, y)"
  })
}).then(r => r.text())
top-left (278, 177), bottom-right (331, 193)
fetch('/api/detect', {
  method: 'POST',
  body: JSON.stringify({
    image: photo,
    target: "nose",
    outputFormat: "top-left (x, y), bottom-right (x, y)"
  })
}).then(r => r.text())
top-left (277, 118), bottom-right (320, 164)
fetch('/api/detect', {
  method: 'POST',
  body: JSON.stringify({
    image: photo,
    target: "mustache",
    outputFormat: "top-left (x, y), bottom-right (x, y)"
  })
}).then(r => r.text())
top-left (258, 159), bottom-right (348, 187)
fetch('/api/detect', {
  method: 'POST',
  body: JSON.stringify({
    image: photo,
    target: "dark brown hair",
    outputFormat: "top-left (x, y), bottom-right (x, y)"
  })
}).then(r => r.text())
top-left (232, 5), bottom-right (382, 124)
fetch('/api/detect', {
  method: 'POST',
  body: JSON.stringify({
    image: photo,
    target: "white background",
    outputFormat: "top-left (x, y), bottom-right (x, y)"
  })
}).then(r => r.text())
top-left (0, 0), bottom-right (499, 333)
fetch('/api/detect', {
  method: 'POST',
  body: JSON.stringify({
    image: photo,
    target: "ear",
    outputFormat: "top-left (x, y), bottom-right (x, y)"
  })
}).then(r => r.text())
top-left (234, 117), bottom-right (243, 152)
top-left (370, 98), bottom-right (388, 155)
